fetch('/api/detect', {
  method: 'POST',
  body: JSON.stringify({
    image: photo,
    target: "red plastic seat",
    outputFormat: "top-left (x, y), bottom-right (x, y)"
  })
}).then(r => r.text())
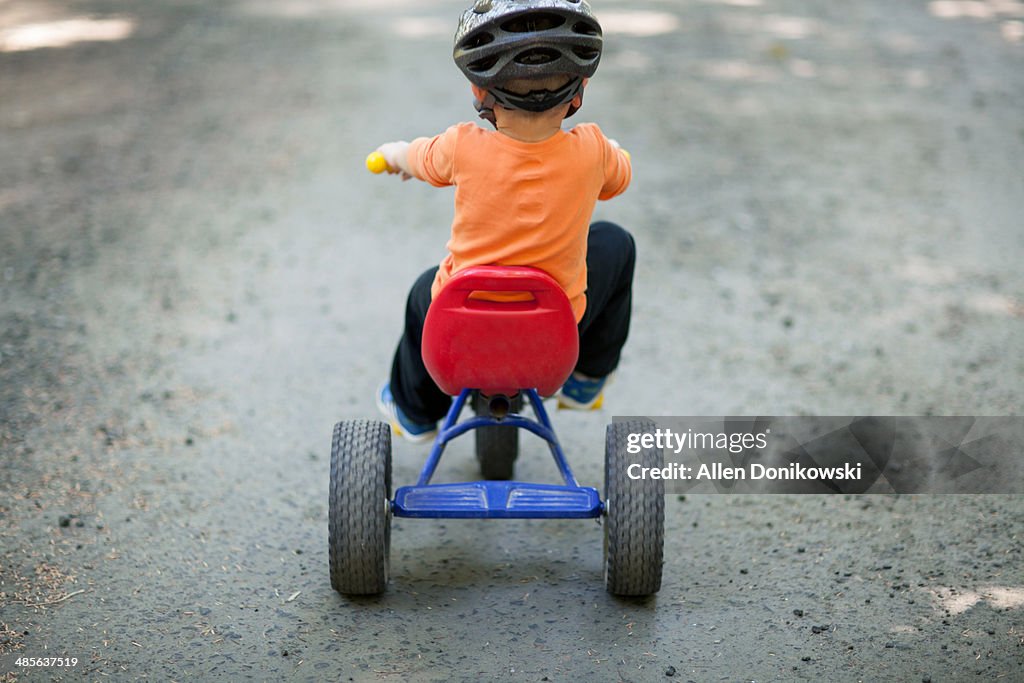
top-left (422, 266), bottom-right (579, 397)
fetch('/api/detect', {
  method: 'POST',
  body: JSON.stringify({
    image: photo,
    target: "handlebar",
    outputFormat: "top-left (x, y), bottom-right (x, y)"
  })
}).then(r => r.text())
top-left (365, 151), bottom-right (389, 174)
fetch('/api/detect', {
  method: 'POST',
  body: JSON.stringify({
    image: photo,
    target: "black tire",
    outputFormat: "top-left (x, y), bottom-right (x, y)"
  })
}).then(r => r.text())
top-left (329, 419), bottom-right (391, 595)
top-left (604, 420), bottom-right (664, 596)
top-left (473, 393), bottom-right (521, 480)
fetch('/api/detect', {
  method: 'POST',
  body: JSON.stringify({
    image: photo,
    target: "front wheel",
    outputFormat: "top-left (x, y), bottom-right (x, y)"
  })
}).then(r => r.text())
top-left (603, 420), bottom-right (664, 596)
top-left (329, 419), bottom-right (391, 595)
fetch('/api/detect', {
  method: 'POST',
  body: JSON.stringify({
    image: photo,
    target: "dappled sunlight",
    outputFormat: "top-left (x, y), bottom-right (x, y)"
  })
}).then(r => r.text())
top-left (1001, 19), bottom-right (1024, 40)
top-left (599, 10), bottom-right (680, 37)
top-left (237, 1), bottom-right (452, 38)
top-left (721, 13), bottom-right (822, 40)
top-left (394, 16), bottom-right (448, 39)
top-left (603, 48), bottom-right (652, 71)
top-left (684, 10), bottom-right (837, 86)
top-left (969, 292), bottom-right (1024, 317)
top-left (929, 0), bottom-right (1024, 19)
top-left (894, 259), bottom-right (1022, 318)
top-left (927, 585), bottom-right (1024, 615)
top-left (238, 0), bottom-right (441, 19)
top-left (0, 16), bottom-right (135, 52)
top-left (901, 256), bottom-right (959, 286)
top-left (929, 0), bottom-right (1024, 43)
top-left (698, 0), bottom-right (764, 6)
top-left (931, 0), bottom-right (998, 18)
top-left (787, 58), bottom-right (817, 79)
top-left (700, 59), bottom-right (780, 83)
top-left (760, 14), bottom-right (820, 40)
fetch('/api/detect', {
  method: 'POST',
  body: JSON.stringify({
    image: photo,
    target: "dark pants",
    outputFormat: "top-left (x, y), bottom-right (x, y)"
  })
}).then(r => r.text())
top-left (390, 221), bottom-right (636, 423)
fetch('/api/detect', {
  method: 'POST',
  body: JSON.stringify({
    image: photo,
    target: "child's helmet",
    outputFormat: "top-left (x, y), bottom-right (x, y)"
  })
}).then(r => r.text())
top-left (453, 0), bottom-right (603, 115)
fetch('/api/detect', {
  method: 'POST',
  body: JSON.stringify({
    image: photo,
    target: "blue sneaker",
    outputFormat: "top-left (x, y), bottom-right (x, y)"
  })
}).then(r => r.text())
top-left (557, 372), bottom-right (612, 411)
top-left (376, 383), bottom-right (437, 443)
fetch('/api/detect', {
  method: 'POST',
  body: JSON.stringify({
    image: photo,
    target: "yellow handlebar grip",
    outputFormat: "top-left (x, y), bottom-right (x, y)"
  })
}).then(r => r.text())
top-left (366, 151), bottom-right (388, 174)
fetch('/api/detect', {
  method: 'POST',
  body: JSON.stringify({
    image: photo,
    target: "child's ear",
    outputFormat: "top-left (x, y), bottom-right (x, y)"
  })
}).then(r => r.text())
top-left (569, 77), bottom-right (588, 113)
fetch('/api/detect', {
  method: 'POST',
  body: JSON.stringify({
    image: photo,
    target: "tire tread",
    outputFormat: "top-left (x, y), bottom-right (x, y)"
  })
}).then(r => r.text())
top-left (329, 419), bottom-right (391, 595)
top-left (604, 420), bottom-right (665, 596)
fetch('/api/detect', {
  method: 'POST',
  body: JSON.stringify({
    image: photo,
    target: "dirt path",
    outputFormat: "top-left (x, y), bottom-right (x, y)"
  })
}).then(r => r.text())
top-left (2, 0), bottom-right (1022, 680)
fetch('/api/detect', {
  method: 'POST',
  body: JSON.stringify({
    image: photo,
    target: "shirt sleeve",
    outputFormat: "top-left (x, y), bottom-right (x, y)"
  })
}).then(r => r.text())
top-left (596, 126), bottom-right (632, 200)
top-left (407, 125), bottom-right (461, 187)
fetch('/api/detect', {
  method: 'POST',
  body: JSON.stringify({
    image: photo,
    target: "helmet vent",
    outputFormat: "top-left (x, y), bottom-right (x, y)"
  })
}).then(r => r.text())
top-left (467, 55), bottom-right (501, 73)
top-left (572, 46), bottom-right (599, 60)
top-left (501, 13), bottom-right (566, 33)
top-left (514, 47), bottom-right (560, 66)
top-left (572, 21), bottom-right (600, 37)
top-left (460, 32), bottom-right (495, 50)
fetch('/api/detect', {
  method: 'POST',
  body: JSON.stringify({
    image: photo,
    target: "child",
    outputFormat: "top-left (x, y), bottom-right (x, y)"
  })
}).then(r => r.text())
top-left (373, 0), bottom-right (635, 442)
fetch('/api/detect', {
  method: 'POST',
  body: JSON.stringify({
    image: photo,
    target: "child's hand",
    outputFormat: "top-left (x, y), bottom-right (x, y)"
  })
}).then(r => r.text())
top-left (376, 141), bottom-right (413, 181)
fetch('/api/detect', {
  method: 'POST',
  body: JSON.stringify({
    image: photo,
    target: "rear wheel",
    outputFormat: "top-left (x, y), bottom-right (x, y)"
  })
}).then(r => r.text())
top-left (329, 419), bottom-right (391, 595)
top-left (473, 392), bottom-right (522, 480)
top-left (604, 420), bottom-right (664, 596)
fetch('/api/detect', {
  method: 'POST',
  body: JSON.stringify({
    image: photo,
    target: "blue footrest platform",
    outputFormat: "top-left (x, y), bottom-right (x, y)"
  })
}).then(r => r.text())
top-left (392, 481), bottom-right (603, 519)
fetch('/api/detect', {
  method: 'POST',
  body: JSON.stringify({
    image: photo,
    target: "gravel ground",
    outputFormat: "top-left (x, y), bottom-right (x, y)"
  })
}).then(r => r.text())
top-left (1, 0), bottom-right (1022, 680)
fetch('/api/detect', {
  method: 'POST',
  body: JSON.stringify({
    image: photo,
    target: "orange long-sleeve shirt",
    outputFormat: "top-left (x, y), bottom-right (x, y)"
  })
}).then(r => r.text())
top-left (407, 122), bottom-right (631, 321)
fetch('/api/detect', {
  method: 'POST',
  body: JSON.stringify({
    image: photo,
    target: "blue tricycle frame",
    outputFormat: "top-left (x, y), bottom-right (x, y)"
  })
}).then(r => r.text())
top-left (327, 395), bottom-right (664, 597)
top-left (391, 388), bottom-right (603, 520)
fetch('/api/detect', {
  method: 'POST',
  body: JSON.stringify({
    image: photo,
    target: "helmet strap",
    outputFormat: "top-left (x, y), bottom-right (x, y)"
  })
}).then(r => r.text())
top-left (471, 77), bottom-right (587, 126)
top-left (472, 85), bottom-right (498, 127)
